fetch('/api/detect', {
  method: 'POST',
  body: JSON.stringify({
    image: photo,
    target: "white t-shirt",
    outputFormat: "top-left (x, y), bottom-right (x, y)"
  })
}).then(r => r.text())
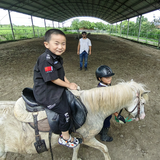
top-left (79, 38), bottom-right (92, 54)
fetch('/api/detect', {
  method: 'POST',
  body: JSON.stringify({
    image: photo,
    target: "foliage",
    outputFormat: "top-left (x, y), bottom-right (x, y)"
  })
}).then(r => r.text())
top-left (71, 19), bottom-right (108, 30)
top-left (112, 16), bottom-right (159, 39)
top-left (71, 19), bottom-right (80, 30)
top-left (0, 16), bottom-right (160, 45)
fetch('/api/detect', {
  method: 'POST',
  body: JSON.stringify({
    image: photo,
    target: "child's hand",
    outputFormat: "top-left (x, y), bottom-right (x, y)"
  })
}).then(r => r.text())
top-left (68, 83), bottom-right (78, 90)
top-left (117, 115), bottom-right (126, 124)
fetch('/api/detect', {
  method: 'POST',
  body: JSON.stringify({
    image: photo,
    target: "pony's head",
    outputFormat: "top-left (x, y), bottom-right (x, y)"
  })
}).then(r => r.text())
top-left (124, 80), bottom-right (149, 121)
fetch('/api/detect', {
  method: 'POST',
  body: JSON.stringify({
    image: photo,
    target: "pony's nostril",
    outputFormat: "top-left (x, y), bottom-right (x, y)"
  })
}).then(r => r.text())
top-left (140, 113), bottom-right (145, 119)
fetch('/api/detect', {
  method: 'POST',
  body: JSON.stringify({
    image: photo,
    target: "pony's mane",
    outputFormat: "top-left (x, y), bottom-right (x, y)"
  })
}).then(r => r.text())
top-left (81, 81), bottom-right (148, 112)
top-left (120, 80), bottom-right (149, 102)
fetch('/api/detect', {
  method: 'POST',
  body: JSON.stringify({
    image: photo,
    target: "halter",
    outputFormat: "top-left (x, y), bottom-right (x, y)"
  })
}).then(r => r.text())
top-left (126, 90), bottom-right (141, 119)
top-left (118, 90), bottom-right (141, 122)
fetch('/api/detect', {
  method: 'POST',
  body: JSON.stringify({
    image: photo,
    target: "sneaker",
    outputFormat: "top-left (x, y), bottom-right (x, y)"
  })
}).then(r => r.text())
top-left (58, 135), bottom-right (80, 148)
top-left (79, 67), bottom-right (82, 71)
top-left (85, 67), bottom-right (87, 71)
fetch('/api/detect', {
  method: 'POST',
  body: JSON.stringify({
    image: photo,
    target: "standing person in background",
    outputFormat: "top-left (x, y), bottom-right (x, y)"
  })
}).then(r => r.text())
top-left (77, 31), bottom-right (92, 71)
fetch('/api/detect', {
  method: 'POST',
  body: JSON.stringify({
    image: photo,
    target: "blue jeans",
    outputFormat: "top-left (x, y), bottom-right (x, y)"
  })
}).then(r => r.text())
top-left (79, 51), bottom-right (88, 68)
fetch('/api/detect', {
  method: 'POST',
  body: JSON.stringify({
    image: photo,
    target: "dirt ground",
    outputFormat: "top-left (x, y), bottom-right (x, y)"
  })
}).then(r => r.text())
top-left (0, 34), bottom-right (160, 160)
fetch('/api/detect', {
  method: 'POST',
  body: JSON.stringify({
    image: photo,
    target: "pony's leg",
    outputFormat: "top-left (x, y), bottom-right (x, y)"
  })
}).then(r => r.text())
top-left (72, 144), bottom-right (81, 160)
top-left (0, 151), bottom-right (6, 160)
top-left (84, 137), bottom-right (111, 160)
top-left (0, 145), bottom-right (6, 160)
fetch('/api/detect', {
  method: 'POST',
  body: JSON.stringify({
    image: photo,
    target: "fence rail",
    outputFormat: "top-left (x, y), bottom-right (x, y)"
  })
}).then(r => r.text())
top-left (0, 28), bottom-right (160, 47)
top-left (0, 28), bottom-right (49, 41)
top-left (68, 29), bottom-right (160, 47)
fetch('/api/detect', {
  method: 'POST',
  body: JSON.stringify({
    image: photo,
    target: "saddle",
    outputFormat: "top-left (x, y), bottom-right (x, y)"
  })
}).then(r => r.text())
top-left (22, 88), bottom-right (87, 154)
top-left (22, 88), bottom-right (87, 134)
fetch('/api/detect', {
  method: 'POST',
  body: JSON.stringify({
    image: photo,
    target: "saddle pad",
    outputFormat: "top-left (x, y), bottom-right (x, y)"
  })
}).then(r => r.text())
top-left (14, 97), bottom-right (47, 123)
top-left (29, 118), bottom-right (50, 132)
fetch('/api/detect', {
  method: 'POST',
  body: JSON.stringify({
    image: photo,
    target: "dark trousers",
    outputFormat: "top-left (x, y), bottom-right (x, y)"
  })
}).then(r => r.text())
top-left (50, 91), bottom-right (71, 132)
top-left (103, 115), bottom-right (112, 128)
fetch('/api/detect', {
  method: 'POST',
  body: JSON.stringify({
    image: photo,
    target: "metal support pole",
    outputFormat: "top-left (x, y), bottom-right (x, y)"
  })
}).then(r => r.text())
top-left (31, 15), bottom-right (35, 37)
top-left (127, 19), bottom-right (129, 38)
top-left (52, 21), bottom-right (54, 28)
top-left (158, 35), bottom-right (160, 48)
top-left (116, 23), bottom-right (117, 34)
top-left (44, 19), bottom-right (47, 31)
top-left (120, 21), bottom-right (122, 37)
top-left (111, 24), bottom-right (113, 34)
top-left (8, 10), bottom-right (15, 40)
top-left (58, 22), bottom-right (60, 28)
top-left (110, 24), bottom-right (111, 34)
top-left (137, 15), bottom-right (142, 41)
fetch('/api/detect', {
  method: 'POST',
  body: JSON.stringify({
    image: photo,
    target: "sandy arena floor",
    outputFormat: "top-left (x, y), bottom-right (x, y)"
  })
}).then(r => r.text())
top-left (0, 34), bottom-right (160, 160)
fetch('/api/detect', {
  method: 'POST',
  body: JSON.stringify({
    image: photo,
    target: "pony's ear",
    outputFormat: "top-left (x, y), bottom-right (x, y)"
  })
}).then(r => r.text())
top-left (141, 91), bottom-right (150, 96)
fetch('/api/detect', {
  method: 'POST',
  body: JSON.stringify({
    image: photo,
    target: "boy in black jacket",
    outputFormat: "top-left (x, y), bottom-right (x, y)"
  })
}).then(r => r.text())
top-left (33, 29), bottom-right (79, 148)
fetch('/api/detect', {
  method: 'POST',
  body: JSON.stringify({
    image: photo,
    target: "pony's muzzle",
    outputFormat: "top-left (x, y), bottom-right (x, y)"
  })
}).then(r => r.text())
top-left (140, 113), bottom-right (145, 120)
top-left (135, 113), bottom-right (145, 121)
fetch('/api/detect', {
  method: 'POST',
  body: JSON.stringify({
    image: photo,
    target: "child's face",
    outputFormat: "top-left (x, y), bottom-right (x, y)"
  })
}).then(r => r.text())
top-left (82, 33), bottom-right (86, 38)
top-left (99, 76), bottom-right (112, 85)
top-left (44, 34), bottom-right (66, 55)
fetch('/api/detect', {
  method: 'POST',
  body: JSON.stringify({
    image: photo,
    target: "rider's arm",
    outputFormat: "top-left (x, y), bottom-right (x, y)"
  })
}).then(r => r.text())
top-left (52, 79), bottom-right (77, 90)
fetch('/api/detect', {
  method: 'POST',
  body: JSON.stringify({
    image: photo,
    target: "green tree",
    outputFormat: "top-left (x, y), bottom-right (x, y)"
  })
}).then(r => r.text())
top-left (71, 19), bottom-right (80, 30)
top-left (90, 22), bottom-right (96, 29)
top-left (95, 22), bottom-right (107, 30)
top-left (79, 20), bottom-right (90, 29)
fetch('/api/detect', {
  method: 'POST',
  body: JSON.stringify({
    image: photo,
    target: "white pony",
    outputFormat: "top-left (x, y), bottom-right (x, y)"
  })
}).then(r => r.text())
top-left (0, 80), bottom-right (149, 160)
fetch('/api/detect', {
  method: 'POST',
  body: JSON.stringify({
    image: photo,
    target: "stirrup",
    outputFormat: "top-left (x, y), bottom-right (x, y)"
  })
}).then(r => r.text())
top-left (58, 135), bottom-right (79, 148)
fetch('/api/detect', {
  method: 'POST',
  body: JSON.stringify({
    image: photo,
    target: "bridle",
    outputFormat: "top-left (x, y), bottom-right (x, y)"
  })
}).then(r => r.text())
top-left (118, 90), bottom-right (141, 120)
top-left (126, 92), bottom-right (141, 119)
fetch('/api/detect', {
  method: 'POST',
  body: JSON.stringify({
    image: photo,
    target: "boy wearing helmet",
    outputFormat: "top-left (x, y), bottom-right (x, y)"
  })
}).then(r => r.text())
top-left (96, 65), bottom-right (124, 142)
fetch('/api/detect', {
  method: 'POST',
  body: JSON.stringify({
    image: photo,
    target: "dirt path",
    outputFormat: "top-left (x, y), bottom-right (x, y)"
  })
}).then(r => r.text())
top-left (0, 34), bottom-right (160, 160)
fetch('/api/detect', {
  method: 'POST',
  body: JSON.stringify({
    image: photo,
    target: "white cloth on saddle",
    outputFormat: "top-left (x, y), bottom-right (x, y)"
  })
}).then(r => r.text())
top-left (13, 89), bottom-right (82, 123)
top-left (14, 97), bottom-right (47, 123)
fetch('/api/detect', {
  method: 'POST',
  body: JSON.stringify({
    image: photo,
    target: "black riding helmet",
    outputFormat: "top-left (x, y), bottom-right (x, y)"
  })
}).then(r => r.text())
top-left (96, 65), bottom-right (115, 81)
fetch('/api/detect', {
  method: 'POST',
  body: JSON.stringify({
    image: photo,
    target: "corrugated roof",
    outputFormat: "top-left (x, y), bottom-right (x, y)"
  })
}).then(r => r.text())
top-left (0, 0), bottom-right (160, 24)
